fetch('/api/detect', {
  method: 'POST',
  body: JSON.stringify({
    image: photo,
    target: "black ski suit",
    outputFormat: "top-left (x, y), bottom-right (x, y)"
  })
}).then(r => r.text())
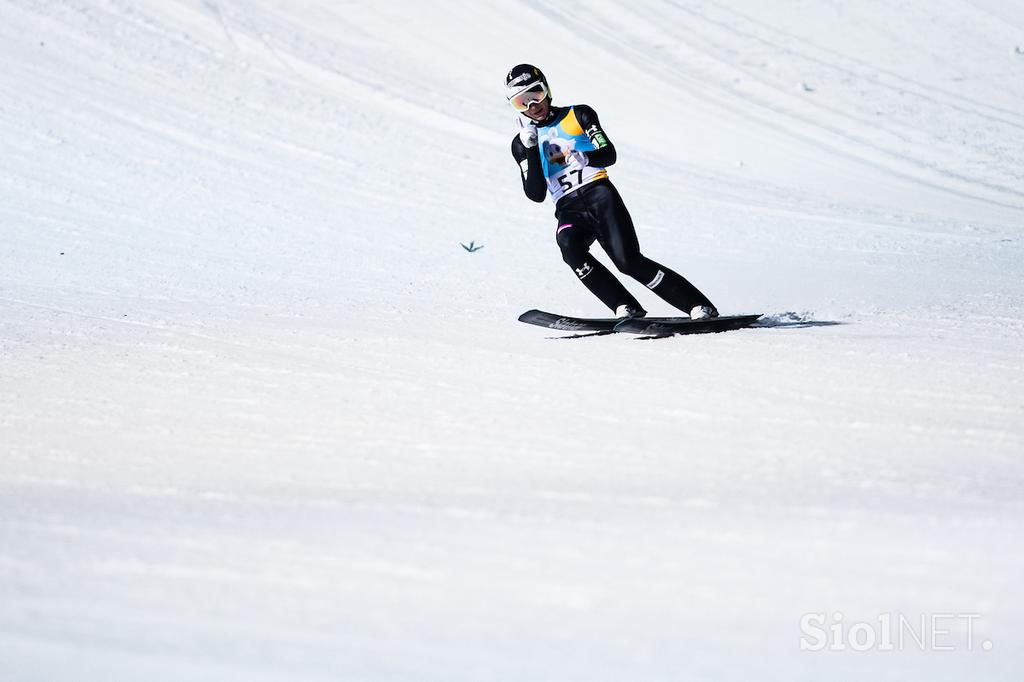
top-left (511, 104), bottom-right (714, 315)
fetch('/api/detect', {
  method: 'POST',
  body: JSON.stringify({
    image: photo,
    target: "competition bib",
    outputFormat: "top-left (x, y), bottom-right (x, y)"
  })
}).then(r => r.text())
top-left (537, 106), bottom-right (609, 202)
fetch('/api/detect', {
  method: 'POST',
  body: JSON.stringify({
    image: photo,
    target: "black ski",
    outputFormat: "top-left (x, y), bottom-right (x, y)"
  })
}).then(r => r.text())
top-left (519, 310), bottom-right (762, 336)
top-left (517, 309), bottom-right (621, 332)
top-left (613, 314), bottom-right (762, 336)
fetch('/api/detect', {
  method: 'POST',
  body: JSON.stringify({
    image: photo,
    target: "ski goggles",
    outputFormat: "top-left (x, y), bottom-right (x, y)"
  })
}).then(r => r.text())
top-left (507, 83), bottom-right (549, 112)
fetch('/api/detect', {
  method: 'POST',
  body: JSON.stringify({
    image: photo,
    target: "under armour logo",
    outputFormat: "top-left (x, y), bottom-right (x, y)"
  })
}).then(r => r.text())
top-left (575, 263), bottom-right (593, 279)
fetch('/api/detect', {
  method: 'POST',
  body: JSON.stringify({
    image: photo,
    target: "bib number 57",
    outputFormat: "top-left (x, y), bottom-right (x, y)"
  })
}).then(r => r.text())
top-left (557, 169), bottom-right (584, 192)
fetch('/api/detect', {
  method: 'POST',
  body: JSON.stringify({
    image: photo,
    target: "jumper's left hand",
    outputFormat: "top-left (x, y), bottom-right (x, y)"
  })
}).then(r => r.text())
top-left (565, 148), bottom-right (589, 168)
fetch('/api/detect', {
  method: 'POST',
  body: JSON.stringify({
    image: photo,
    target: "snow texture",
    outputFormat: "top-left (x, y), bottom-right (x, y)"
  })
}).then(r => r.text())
top-left (1, 1), bottom-right (1022, 680)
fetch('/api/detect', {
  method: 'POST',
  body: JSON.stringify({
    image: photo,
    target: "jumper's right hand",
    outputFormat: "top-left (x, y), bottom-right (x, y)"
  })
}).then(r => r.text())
top-left (517, 115), bottom-right (538, 148)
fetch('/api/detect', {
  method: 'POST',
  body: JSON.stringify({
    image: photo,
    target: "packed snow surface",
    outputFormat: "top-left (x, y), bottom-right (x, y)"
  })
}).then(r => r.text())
top-left (2, 1), bottom-right (1023, 680)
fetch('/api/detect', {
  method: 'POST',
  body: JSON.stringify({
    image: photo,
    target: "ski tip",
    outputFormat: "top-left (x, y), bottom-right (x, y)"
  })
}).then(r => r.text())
top-left (518, 309), bottom-right (543, 322)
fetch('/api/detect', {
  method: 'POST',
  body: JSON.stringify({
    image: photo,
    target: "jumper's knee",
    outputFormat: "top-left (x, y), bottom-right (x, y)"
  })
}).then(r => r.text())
top-left (615, 254), bottom-right (666, 290)
top-left (556, 225), bottom-right (589, 266)
top-left (612, 253), bottom-right (647, 279)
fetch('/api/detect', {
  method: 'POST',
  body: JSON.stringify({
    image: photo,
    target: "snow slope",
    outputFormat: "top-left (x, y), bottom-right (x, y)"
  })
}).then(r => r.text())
top-left (1, 1), bottom-right (1023, 679)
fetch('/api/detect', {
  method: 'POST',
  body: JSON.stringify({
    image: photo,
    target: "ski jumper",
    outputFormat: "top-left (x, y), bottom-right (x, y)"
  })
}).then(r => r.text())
top-left (511, 104), bottom-right (714, 314)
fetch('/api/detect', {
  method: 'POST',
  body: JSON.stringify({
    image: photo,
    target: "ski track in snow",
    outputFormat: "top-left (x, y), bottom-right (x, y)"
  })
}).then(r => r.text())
top-left (1, 1), bottom-right (1023, 680)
